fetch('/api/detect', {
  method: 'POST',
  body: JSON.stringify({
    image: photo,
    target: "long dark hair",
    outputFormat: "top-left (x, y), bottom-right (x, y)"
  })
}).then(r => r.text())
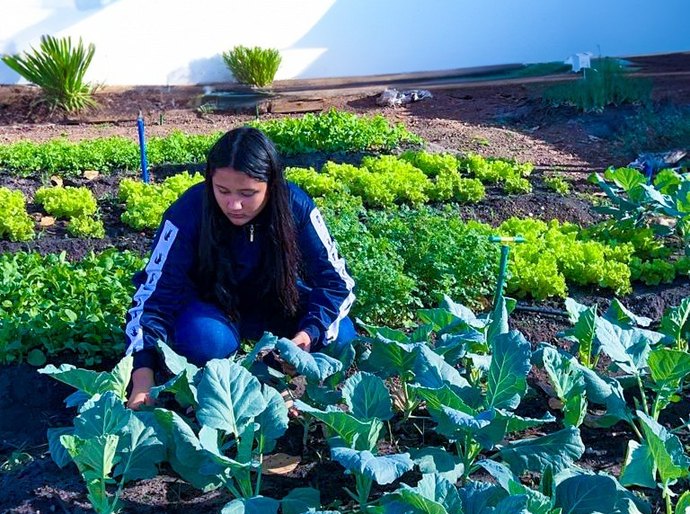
top-left (198, 127), bottom-right (301, 319)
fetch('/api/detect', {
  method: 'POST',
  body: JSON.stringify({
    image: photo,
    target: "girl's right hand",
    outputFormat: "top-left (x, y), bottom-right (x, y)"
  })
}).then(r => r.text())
top-left (127, 367), bottom-right (156, 410)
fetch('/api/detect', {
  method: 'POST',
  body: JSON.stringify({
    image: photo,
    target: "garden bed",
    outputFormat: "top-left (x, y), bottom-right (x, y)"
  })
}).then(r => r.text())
top-left (1, 52), bottom-right (690, 513)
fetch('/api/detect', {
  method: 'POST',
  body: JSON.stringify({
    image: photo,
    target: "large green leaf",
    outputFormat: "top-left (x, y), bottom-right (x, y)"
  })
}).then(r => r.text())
top-left (61, 434), bottom-right (118, 481)
top-left (595, 317), bottom-right (661, 376)
top-left (434, 407), bottom-right (495, 441)
top-left (390, 473), bottom-right (463, 514)
top-left (459, 480), bottom-right (508, 514)
top-left (149, 371), bottom-right (197, 409)
top-left (411, 385), bottom-right (477, 417)
top-left (486, 331), bottom-right (531, 410)
top-left (541, 346), bottom-right (587, 427)
top-left (560, 299), bottom-right (597, 366)
top-left (221, 496), bottom-right (280, 514)
top-left (157, 340), bottom-right (201, 379)
top-left (48, 427), bottom-right (74, 468)
top-left (675, 491), bottom-right (690, 514)
top-left (255, 385), bottom-right (289, 452)
top-left (240, 332), bottom-right (278, 368)
top-left (498, 411), bottom-right (557, 434)
top-left (554, 474), bottom-right (617, 514)
top-left (604, 299), bottom-right (652, 328)
top-left (358, 338), bottom-right (419, 379)
top-left (281, 487), bottom-right (321, 514)
top-left (295, 401), bottom-right (382, 451)
top-left (60, 433), bottom-right (120, 513)
top-left (414, 344), bottom-right (471, 390)
top-left (113, 412), bottom-right (165, 482)
top-left (637, 411), bottom-right (690, 483)
top-left (491, 495), bottom-right (530, 514)
top-left (74, 391), bottom-right (130, 438)
top-left (603, 167), bottom-right (646, 194)
top-left (619, 440), bottom-right (656, 488)
top-left (414, 473), bottom-right (464, 513)
top-left (275, 338), bottom-right (343, 382)
top-left (648, 348), bottom-right (690, 386)
top-left (576, 362), bottom-right (633, 427)
top-left (660, 298), bottom-right (690, 349)
top-left (506, 481), bottom-right (553, 514)
top-left (342, 371), bottom-right (393, 421)
top-left (153, 409), bottom-right (220, 491)
top-left (39, 359), bottom-right (131, 401)
top-left (331, 448), bottom-right (413, 484)
top-left (499, 427), bottom-right (584, 475)
top-left (197, 359), bottom-right (266, 437)
top-left (409, 447), bottom-right (464, 483)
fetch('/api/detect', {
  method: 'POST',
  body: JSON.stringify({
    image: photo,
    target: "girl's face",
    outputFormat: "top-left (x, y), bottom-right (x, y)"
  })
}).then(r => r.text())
top-left (211, 167), bottom-right (269, 226)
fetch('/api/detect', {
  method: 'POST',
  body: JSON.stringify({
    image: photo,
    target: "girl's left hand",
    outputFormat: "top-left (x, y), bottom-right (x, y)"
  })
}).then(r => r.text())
top-left (291, 330), bottom-right (311, 352)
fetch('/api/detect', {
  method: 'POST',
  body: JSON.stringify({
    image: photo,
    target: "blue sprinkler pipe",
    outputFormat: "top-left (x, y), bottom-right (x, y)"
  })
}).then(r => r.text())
top-left (137, 111), bottom-right (149, 183)
top-left (489, 235), bottom-right (525, 311)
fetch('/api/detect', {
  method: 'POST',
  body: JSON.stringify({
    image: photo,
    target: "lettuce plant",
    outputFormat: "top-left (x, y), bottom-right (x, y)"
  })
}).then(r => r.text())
top-left (35, 185), bottom-right (98, 218)
top-left (0, 187), bottom-right (35, 241)
top-left (118, 171), bottom-right (203, 230)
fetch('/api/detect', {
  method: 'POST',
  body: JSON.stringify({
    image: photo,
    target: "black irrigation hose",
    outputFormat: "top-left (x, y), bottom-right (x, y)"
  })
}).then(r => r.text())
top-left (514, 303), bottom-right (569, 318)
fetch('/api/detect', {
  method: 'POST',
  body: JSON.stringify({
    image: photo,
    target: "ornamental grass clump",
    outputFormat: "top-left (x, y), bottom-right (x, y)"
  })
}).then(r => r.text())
top-left (543, 57), bottom-right (651, 112)
top-left (1, 35), bottom-right (97, 113)
top-left (222, 45), bottom-right (282, 88)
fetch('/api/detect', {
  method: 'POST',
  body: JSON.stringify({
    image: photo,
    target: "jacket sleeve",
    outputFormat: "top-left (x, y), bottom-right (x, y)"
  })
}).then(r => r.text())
top-left (124, 211), bottom-right (199, 370)
top-left (295, 201), bottom-right (356, 348)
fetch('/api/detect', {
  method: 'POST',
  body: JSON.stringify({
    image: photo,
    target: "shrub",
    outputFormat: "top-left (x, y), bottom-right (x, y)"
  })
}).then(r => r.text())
top-left (1, 35), bottom-right (96, 112)
top-left (222, 45), bottom-right (281, 88)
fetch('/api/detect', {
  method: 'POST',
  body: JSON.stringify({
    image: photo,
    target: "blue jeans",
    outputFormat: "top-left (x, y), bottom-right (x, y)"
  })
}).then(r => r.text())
top-left (173, 299), bottom-right (356, 366)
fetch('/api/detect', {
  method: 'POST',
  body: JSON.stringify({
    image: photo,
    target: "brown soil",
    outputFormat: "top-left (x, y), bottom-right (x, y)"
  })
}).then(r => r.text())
top-left (1, 52), bottom-right (689, 513)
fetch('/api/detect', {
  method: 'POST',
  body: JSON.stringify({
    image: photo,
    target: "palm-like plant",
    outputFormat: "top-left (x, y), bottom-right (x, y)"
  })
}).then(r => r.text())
top-left (1, 34), bottom-right (97, 113)
top-left (222, 45), bottom-right (281, 88)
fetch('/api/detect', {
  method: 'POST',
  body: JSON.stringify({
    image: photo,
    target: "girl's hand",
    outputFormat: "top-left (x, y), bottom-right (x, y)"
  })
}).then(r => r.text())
top-left (291, 331), bottom-right (311, 352)
top-left (279, 331), bottom-right (312, 377)
top-left (127, 367), bottom-right (156, 410)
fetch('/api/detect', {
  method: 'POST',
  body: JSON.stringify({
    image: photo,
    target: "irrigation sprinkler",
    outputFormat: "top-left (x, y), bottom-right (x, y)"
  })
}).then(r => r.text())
top-left (488, 235), bottom-right (525, 312)
top-left (137, 111), bottom-right (149, 183)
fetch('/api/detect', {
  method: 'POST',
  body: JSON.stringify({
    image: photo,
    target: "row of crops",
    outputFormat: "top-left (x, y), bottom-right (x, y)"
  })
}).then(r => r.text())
top-left (1, 109), bottom-right (690, 513)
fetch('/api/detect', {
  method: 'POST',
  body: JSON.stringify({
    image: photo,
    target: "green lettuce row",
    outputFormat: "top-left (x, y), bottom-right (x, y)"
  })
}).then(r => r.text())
top-left (0, 130), bottom-right (220, 177)
top-left (0, 250), bottom-right (145, 365)
top-left (287, 155), bottom-right (485, 209)
top-left (249, 108), bottom-right (422, 155)
top-left (0, 110), bottom-right (422, 176)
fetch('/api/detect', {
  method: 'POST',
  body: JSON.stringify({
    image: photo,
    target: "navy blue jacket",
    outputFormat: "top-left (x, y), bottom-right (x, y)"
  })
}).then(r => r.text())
top-left (124, 182), bottom-right (355, 369)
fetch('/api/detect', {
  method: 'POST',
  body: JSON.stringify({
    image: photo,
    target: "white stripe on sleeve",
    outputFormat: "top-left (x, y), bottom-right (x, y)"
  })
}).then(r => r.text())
top-left (125, 220), bottom-right (179, 355)
top-left (309, 207), bottom-right (356, 342)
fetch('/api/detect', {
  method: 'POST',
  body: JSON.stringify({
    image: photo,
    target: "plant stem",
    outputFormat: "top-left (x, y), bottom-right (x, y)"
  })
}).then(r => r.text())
top-left (636, 374), bottom-right (650, 416)
top-left (664, 479), bottom-right (672, 514)
top-left (355, 473), bottom-right (373, 512)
